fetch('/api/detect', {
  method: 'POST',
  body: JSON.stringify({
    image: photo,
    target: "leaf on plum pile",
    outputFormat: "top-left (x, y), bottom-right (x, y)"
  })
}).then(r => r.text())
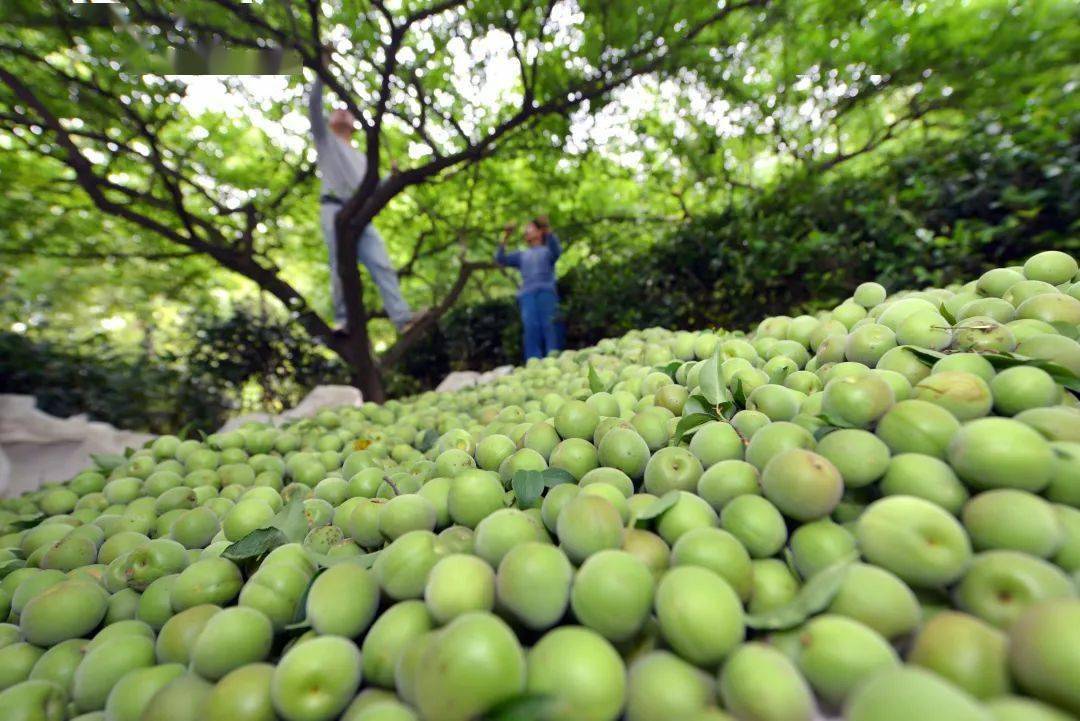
top-left (512, 469), bottom-right (546, 508)
top-left (682, 394), bottom-right (711, 417)
top-left (0, 558), bottom-right (27, 579)
top-left (481, 694), bottom-right (555, 721)
top-left (656, 360), bottom-right (683, 380)
top-left (270, 498), bottom-right (309, 543)
top-left (221, 527), bottom-right (287, 563)
top-left (813, 424), bottom-right (840, 441)
top-left (587, 363), bottom-right (608, 394)
top-left (673, 412), bottom-right (716, 445)
top-left (10, 512), bottom-right (45, 530)
top-left (816, 413), bottom-right (855, 430)
top-left (901, 345), bottom-right (948, 367)
top-left (731, 377), bottom-right (747, 407)
top-left (699, 346), bottom-right (731, 406)
top-left (416, 429), bottom-right (440, 453)
top-left (541, 467), bottom-right (576, 487)
top-left (631, 490), bottom-right (681, 525)
top-left (978, 352), bottom-right (1080, 391)
top-left (745, 557), bottom-right (856, 630)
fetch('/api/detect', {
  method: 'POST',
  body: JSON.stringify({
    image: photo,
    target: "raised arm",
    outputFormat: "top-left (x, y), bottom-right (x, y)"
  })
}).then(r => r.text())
top-left (308, 75), bottom-right (326, 142)
top-left (544, 232), bottom-right (562, 261)
top-left (496, 222), bottom-right (522, 267)
top-left (495, 243), bottom-right (522, 268)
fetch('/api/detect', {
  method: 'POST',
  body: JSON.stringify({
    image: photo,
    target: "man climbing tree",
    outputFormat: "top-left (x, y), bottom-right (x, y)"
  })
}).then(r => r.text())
top-left (309, 48), bottom-right (425, 336)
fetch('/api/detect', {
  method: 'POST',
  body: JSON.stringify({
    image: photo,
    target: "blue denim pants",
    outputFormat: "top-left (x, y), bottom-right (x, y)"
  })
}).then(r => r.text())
top-left (519, 289), bottom-right (561, 360)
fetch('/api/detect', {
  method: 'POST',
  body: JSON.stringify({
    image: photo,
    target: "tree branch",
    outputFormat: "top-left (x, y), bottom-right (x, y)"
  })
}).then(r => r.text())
top-left (0, 66), bottom-right (336, 349)
top-left (379, 259), bottom-right (497, 368)
top-left (0, 248), bottom-right (198, 261)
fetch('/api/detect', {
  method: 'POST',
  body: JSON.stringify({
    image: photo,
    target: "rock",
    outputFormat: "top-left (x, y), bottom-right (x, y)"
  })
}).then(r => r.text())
top-left (279, 385), bottom-right (364, 421)
top-left (436, 372), bottom-right (481, 393)
top-left (217, 413), bottom-right (274, 433)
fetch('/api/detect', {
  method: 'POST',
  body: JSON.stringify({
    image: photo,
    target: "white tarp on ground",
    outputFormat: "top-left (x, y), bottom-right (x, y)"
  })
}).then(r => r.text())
top-left (1, 369), bottom-right (517, 497)
top-left (0, 395), bottom-right (155, 498)
top-left (0, 386), bottom-right (363, 497)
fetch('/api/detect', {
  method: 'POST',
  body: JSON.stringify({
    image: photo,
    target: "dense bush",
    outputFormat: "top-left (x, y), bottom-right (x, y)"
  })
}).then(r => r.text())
top-left (399, 300), bottom-right (523, 387)
top-left (0, 307), bottom-right (353, 434)
top-left (0, 331), bottom-right (230, 434)
top-left (180, 306), bottom-right (351, 413)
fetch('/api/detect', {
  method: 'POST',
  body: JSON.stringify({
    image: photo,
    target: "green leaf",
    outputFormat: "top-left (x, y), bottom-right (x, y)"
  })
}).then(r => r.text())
top-left (122, 446), bottom-right (136, 458)
top-left (221, 527), bottom-right (287, 563)
top-left (813, 424), bottom-right (840, 441)
top-left (1052, 445), bottom-right (1076, 461)
top-left (541, 467), bottom-right (576, 487)
top-left (731, 377), bottom-right (747, 407)
top-left (91, 453), bottom-right (126, 471)
top-left (481, 694), bottom-right (555, 721)
top-left (816, 413), bottom-right (855, 430)
top-left (632, 490), bottom-right (681, 525)
top-left (940, 303), bottom-right (957, 325)
top-left (175, 421), bottom-right (196, 441)
top-left (10, 513), bottom-right (45, 530)
top-left (512, 469), bottom-right (546, 509)
top-left (269, 498), bottom-right (309, 543)
top-left (416, 428), bottom-right (440, 453)
top-left (977, 352), bottom-right (1080, 392)
top-left (901, 345), bottom-right (948, 368)
top-left (795, 555), bottom-right (858, 608)
top-left (0, 558), bottom-right (27, 579)
top-left (746, 557), bottom-right (856, 630)
top-left (587, 363), bottom-right (607, 394)
top-left (656, 360), bottom-right (683, 380)
top-left (699, 346), bottom-right (730, 406)
top-left (673, 413), bottom-right (716, 445)
top-left (682, 394), bottom-right (712, 416)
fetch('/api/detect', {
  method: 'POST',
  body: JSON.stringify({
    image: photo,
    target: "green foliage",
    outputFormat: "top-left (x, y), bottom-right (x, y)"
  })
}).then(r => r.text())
top-left (0, 331), bottom-right (230, 434)
top-left (180, 306), bottom-right (350, 413)
top-left (397, 300), bottom-right (523, 388)
top-left (0, 306), bottom-right (350, 434)
top-left (560, 118), bottom-right (1079, 345)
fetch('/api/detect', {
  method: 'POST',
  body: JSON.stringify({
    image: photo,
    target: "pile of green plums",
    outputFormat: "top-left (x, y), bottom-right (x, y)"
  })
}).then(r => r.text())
top-left (1, 249), bottom-right (1079, 721)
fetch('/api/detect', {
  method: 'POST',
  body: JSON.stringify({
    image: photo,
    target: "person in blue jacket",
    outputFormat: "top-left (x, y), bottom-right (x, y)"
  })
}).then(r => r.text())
top-left (496, 217), bottom-right (563, 360)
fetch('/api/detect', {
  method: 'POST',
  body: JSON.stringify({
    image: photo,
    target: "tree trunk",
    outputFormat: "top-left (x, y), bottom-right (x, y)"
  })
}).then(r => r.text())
top-left (331, 333), bottom-right (385, 402)
top-left (330, 203), bottom-right (387, 402)
top-left (349, 353), bottom-right (386, 403)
